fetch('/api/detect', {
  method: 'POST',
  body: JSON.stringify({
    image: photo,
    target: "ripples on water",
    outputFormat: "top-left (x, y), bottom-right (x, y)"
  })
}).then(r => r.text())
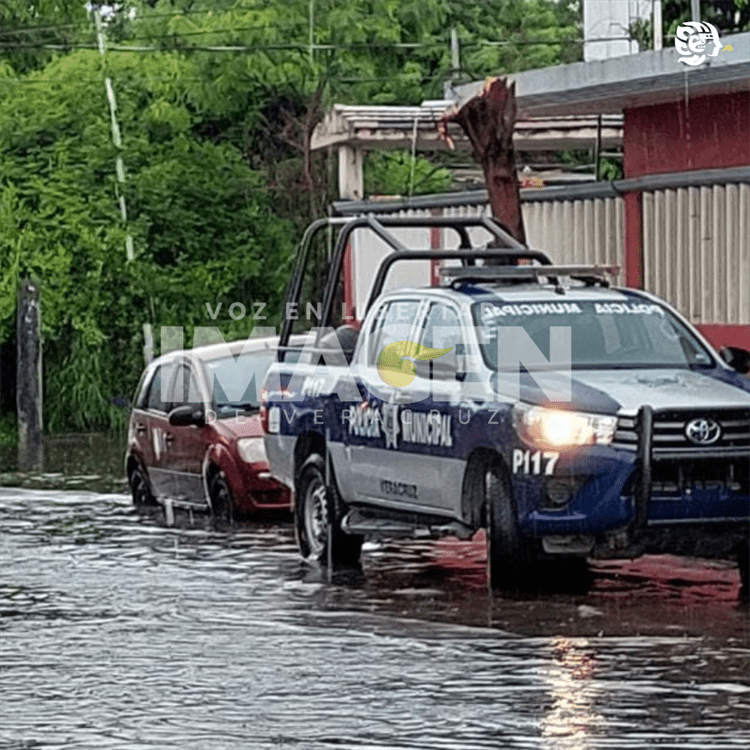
top-left (1, 488), bottom-right (748, 750)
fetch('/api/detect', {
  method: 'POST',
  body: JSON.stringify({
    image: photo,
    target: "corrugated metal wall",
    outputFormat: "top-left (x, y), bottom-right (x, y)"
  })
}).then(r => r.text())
top-left (354, 181), bottom-right (748, 327)
top-left (642, 183), bottom-right (750, 326)
top-left (360, 196), bottom-right (626, 281)
top-left (441, 197), bottom-right (625, 269)
top-left (351, 208), bottom-right (433, 309)
top-left (523, 197), bottom-right (624, 267)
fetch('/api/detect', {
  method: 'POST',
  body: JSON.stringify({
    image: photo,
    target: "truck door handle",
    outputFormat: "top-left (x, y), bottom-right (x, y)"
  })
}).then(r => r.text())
top-left (165, 433), bottom-right (175, 444)
top-left (392, 389), bottom-right (421, 404)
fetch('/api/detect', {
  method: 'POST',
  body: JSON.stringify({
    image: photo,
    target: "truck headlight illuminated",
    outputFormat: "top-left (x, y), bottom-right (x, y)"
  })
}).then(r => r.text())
top-left (237, 437), bottom-right (267, 464)
top-left (513, 404), bottom-right (616, 449)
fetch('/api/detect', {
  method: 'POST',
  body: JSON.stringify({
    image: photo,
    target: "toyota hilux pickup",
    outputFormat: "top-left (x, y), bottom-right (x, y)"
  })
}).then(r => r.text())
top-left (262, 216), bottom-right (750, 593)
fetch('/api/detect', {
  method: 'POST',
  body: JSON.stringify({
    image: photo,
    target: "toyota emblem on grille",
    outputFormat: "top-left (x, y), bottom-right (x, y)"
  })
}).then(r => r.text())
top-left (685, 418), bottom-right (722, 445)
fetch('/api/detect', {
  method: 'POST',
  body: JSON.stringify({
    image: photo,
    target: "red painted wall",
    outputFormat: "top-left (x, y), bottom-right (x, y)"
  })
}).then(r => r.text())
top-left (342, 241), bottom-right (356, 322)
top-left (624, 92), bottom-right (750, 178)
top-left (695, 324), bottom-right (750, 353)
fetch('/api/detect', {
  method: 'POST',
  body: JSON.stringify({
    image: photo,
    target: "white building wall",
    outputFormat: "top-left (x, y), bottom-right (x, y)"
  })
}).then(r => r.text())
top-left (349, 196), bottom-right (626, 314)
top-left (350, 213), bottom-right (433, 315)
top-left (583, 0), bottom-right (651, 61)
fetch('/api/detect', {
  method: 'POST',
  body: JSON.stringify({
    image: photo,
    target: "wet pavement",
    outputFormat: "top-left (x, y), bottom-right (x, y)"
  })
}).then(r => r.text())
top-left (1, 481), bottom-right (748, 749)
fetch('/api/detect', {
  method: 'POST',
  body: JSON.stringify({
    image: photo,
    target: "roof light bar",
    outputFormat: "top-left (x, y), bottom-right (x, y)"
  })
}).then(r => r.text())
top-left (439, 263), bottom-right (620, 283)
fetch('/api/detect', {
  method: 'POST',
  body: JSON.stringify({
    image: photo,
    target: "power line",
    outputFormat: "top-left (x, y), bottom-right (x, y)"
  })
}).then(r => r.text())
top-left (0, 11), bottom-right (583, 49)
top-left (0, 76), bottom-right (206, 85)
top-left (0, 36), bottom-right (591, 53)
top-left (119, 7), bottom-right (254, 21)
top-left (0, 14), bottom-right (427, 42)
top-left (0, 22), bottom-right (85, 38)
top-left (125, 24), bottom-right (296, 41)
top-left (0, 3), bottom-right (238, 34)
top-left (0, 70), bottom-right (452, 88)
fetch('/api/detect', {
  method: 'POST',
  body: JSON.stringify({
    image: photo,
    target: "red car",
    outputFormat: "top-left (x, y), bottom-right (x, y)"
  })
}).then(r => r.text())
top-left (125, 335), bottom-right (294, 521)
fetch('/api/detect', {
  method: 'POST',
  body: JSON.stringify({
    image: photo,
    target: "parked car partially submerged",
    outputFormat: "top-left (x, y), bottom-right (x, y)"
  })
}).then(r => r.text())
top-left (125, 335), bottom-right (293, 520)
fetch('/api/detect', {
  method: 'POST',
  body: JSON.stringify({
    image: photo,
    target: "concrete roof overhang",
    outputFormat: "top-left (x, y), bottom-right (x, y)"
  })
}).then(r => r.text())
top-left (452, 32), bottom-right (750, 116)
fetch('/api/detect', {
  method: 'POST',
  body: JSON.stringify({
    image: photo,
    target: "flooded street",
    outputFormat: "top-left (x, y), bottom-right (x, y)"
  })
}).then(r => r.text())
top-left (1, 485), bottom-right (748, 750)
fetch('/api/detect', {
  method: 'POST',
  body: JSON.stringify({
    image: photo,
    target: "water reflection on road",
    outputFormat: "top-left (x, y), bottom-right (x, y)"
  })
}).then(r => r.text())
top-left (1, 488), bottom-right (748, 749)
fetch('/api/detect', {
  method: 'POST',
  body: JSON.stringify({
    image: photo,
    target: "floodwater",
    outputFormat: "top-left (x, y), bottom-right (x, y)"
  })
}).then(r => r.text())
top-left (1, 441), bottom-right (749, 749)
top-left (2, 493), bottom-right (748, 749)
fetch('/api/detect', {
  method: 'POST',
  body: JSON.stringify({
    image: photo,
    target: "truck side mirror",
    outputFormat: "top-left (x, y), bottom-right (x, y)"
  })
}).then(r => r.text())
top-left (719, 346), bottom-right (750, 375)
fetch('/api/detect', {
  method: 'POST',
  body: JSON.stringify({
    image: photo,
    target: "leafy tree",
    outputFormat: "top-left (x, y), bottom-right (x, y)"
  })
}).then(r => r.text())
top-left (663, 0), bottom-right (749, 36)
top-left (0, 0), bottom-right (91, 73)
top-left (0, 50), bottom-right (292, 430)
top-left (121, 0), bottom-right (582, 222)
top-left (365, 152), bottom-right (452, 197)
top-left (631, 0), bottom-right (749, 49)
top-left (123, 0), bottom-right (581, 106)
top-left (1, 0), bottom-right (586, 432)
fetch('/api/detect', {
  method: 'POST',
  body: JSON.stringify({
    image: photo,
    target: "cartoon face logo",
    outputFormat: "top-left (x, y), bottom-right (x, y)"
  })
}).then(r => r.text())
top-left (675, 22), bottom-right (722, 66)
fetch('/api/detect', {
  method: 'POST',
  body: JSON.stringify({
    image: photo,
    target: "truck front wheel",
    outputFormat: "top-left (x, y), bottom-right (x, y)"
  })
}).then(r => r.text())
top-left (737, 539), bottom-right (749, 602)
top-left (485, 461), bottom-right (536, 590)
top-left (295, 456), bottom-right (362, 567)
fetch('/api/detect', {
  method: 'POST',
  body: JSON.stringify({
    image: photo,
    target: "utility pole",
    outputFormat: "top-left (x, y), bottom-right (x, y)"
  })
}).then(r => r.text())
top-left (94, 7), bottom-right (133, 262)
top-left (450, 28), bottom-right (460, 80)
top-left (691, 0), bottom-right (701, 23)
top-left (93, 6), bottom-right (154, 362)
top-left (309, 0), bottom-right (315, 64)
top-left (653, 0), bottom-right (663, 51)
top-left (17, 279), bottom-right (43, 471)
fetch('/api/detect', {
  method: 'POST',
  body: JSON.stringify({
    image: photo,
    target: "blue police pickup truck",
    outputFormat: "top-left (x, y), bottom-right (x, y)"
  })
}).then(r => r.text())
top-left (262, 216), bottom-right (750, 593)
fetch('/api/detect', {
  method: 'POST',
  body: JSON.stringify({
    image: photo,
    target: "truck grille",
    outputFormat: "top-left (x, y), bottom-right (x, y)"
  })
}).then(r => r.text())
top-left (651, 458), bottom-right (749, 496)
top-left (612, 416), bottom-right (638, 450)
top-left (613, 408), bottom-right (750, 454)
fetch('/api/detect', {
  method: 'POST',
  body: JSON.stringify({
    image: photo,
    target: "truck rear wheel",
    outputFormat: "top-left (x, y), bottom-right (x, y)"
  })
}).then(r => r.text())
top-left (485, 461), bottom-right (536, 590)
top-left (295, 456), bottom-right (362, 567)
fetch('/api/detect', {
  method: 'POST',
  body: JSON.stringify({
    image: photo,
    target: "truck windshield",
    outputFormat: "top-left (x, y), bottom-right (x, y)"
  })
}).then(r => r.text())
top-left (471, 298), bottom-right (714, 369)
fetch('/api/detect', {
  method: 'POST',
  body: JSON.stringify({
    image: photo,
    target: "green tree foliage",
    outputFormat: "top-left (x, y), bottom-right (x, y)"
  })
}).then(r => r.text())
top-left (0, 0), bottom-right (584, 431)
top-left (123, 0), bottom-right (582, 218)
top-left (126, 0), bottom-right (581, 106)
top-left (365, 152), bottom-right (452, 197)
top-left (0, 50), bottom-right (292, 430)
top-left (0, 0), bottom-right (91, 73)
top-left (663, 0), bottom-right (749, 37)
top-left (631, 0), bottom-right (749, 49)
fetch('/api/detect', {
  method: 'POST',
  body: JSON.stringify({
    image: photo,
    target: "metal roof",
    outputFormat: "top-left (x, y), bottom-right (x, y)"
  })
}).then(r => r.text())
top-left (311, 103), bottom-right (623, 152)
top-left (451, 32), bottom-right (750, 117)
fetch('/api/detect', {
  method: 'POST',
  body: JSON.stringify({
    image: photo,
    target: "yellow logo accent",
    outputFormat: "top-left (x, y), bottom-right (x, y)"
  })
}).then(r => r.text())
top-left (721, 44), bottom-right (733, 52)
top-left (377, 340), bottom-right (453, 387)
